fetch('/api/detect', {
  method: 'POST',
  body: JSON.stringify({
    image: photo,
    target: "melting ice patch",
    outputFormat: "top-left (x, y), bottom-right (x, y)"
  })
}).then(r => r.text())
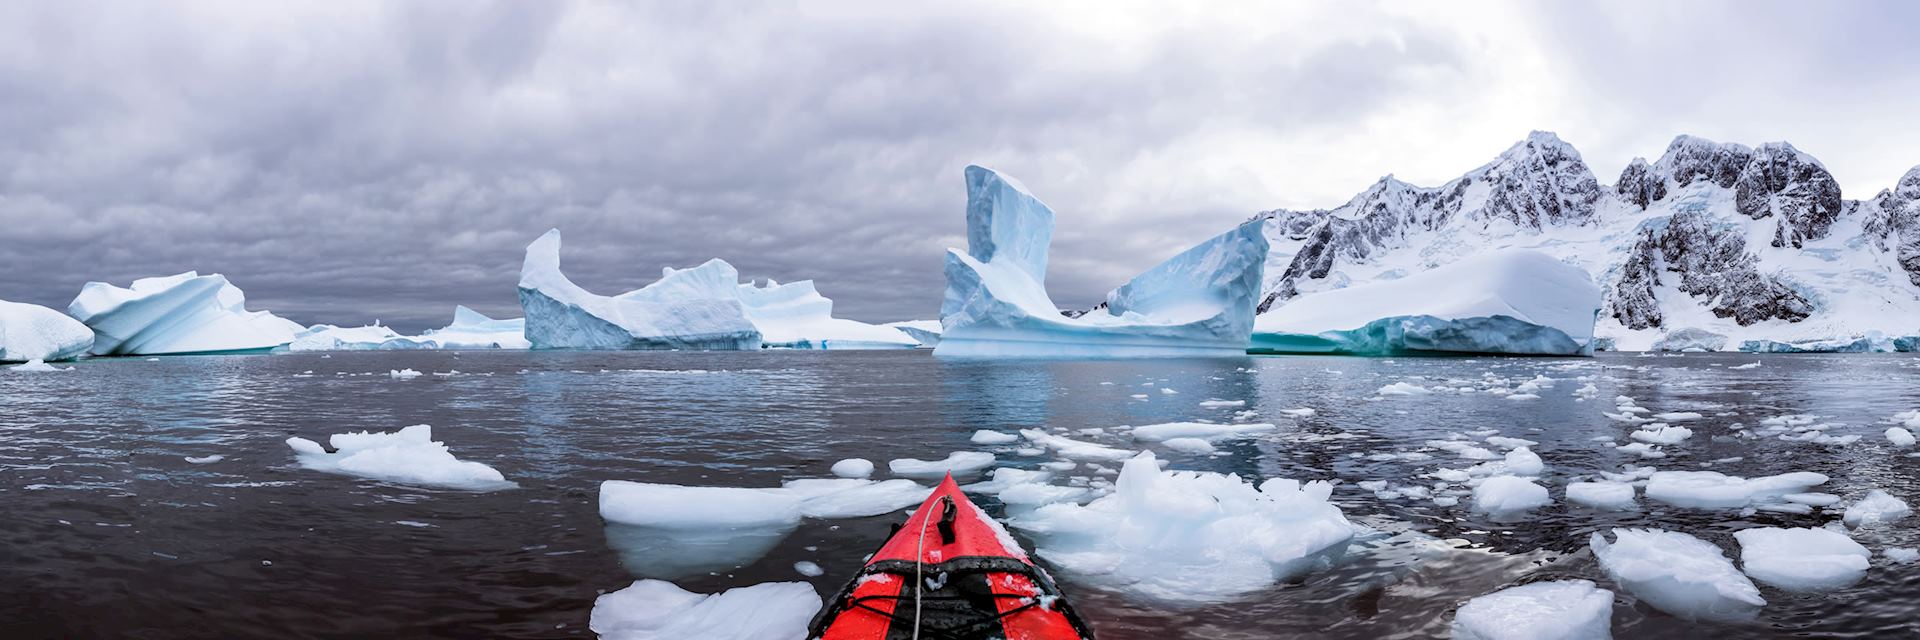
top-left (590, 579), bottom-right (820, 640)
top-left (1451, 579), bottom-right (1614, 640)
top-left (1010, 451), bottom-right (1352, 603)
top-left (285, 425), bottom-right (513, 491)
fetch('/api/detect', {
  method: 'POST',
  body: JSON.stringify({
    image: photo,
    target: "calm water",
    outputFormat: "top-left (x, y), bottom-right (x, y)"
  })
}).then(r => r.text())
top-left (3, 350), bottom-right (1919, 638)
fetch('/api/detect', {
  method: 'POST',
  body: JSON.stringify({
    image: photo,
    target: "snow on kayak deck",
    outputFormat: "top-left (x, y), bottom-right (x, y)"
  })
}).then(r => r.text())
top-left (1590, 528), bottom-right (1764, 622)
top-left (1451, 579), bottom-right (1613, 640)
top-left (285, 425), bottom-right (514, 491)
top-left (1010, 451), bottom-right (1352, 603)
top-left (590, 579), bottom-right (820, 640)
top-left (1734, 527), bottom-right (1870, 592)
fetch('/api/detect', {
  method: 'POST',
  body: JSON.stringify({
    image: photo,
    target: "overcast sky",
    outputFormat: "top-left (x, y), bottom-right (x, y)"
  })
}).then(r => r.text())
top-left (4, 1), bottom-right (1918, 331)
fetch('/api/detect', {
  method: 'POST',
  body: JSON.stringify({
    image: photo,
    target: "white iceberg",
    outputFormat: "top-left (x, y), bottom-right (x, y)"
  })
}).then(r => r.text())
top-left (733, 276), bottom-right (919, 349)
top-left (0, 300), bottom-right (93, 362)
top-left (1252, 249), bottom-right (1601, 356)
top-left (517, 230), bottom-right (762, 350)
top-left (1566, 481), bottom-right (1637, 511)
top-left (1843, 489), bottom-right (1911, 528)
top-left (1472, 476), bottom-right (1551, 516)
top-left (284, 425), bottom-right (514, 491)
top-left (590, 579), bottom-right (820, 640)
top-left (1590, 528), bottom-right (1764, 622)
top-left (287, 324), bottom-right (434, 351)
top-left (1643, 470), bottom-right (1827, 510)
top-left (935, 165), bottom-right (1269, 357)
top-left (1010, 451), bottom-right (1352, 602)
top-left (419, 306), bottom-right (530, 349)
top-left (1734, 527), bottom-right (1870, 592)
top-left (885, 320), bottom-right (941, 347)
top-left (597, 476), bottom-right (928, 578)
top-left (1450, 579), bottom-right (1614, 640)
top-left (68, 272), bottom-right (303, 355)
top-left (1128, 421), bottom-right (1276, 442)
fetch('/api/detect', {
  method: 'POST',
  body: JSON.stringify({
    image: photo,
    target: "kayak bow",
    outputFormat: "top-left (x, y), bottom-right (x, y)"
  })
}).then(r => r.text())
top-left (809, 474), bottom-right (1094, 640)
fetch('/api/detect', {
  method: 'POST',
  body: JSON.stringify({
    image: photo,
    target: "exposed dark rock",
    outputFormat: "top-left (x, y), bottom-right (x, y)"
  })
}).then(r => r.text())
top-left (1732, 142), bottom-right (1844, 248)
top-left (1605, 225), bottom-right (1664, 329)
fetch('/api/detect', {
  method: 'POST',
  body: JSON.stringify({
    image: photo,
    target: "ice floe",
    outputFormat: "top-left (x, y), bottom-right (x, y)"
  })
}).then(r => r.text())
top-left (1590, 528), bottom-right (1764, 622)
top-left (1842, 489), bottom-right (1911, 528)
top-left (886, 451), bottom-right (996, 478)
top-left (1472, 476), bottom-right (1551, 517)
top-left (829, 458), bottom-right (873, 479)
top-left (1734, 527), bottom-right (1870, 592)
top-left (590, 579), bottom-right (820, 640)
top-left (285, 425), bottom-right (513, 491)
top-left (1450, 579), bottom-right (1614, 640)
top-left (1010, 451), bottom-right (1351, 602)
top-left (1566, 481), bottom-right (1637, 511)
top-left (1643, 470), bottom-right (1827, 510)
top-left (1128, 421), bottom-right (1276, 443)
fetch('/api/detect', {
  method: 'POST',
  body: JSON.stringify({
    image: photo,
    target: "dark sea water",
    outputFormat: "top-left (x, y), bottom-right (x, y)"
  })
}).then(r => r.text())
top-left (3, 350), bottom-right (1919, 639)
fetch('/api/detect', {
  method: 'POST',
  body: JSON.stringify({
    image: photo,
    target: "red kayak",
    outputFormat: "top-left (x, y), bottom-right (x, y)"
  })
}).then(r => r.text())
top-left (809, 474), bottom-right (1094, 639)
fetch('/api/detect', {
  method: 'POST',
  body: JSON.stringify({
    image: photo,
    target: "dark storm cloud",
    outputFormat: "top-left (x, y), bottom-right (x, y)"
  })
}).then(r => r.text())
top-left (16, 1), bottom-right (1904, 331)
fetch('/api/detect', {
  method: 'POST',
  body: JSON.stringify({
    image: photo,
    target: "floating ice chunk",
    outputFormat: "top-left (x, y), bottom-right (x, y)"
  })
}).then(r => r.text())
top-left (1843, 490), bottom-right (1911, 528)
top-left (1630, 425), bottom-right (1693, 445)
top-left (8, 359), bottom-right (67, 372)
top-left (1886, 427), bottom-right (1916, 447)
top-left (67, 272), bottom-right (303, 355)
top-left (1159, 388), bottom-right (1178, 395)
top-left (589, 579), bottom-right (820, 640)
top-left (1505, 393), bottom-right (1541, 401)
top-left (1129, 421), bottom-right (1276, 443)
top-left (1251, 250), bottom-right (1601, 356)
top-left (1472, 476), bottom-right (1551, 516)
top-left (0, 300), bottom-right (93, 362)
top-left (782, 479), bottom-right (931, 519)
top-left (997, 482), bottom-right (1091, 506)
top-left (1484, 436), bottom-right (1538, 449)
top-left (184, 455), bottom-right (225, 464)
top-left (1198, 399), bottom-right (1246, 408)
top-left (517, 230), bottom-right (762, 350)
top-left (1429, 440), bottom-right (1499, 460)
top-left (1734, 527), bottom-right (1870, 592)
top-left (792, 561), bottom-right (823, 577)
top-left (1502, 447), bottom-right (1545, 476)
top-left (1011, 451), bottom-right (1351, 602)
top-left (1652, 412), bottom-right (1703, 422)
top-left (600, 477), bottom-right (929, 529)
top-left (887, 451), bottom-right (996, 478)
top-left (1567, 482), bottom-right (1636, 510)
top-left (1590, 528), bottom-right (1764, 622)
top-left (961, 468), bottom-right (1054, 494)
top-left (1729, 361), bottom-right (1762, 370)
top-left (829, 458), bottom-right (874, 479)
top-left (1644, 470), bottom-right (1827, 510)
top-left (1613, 442), bottom-right (1666, 459)
top-left (1279, 408), bottom-right (1316, 418)
top-left (934, 166), bottom-right (1268, 357)
top-left (1450, 579), bottom-right (1614, 640)
top-left (389, 369), bottom-right (422, 379)
top-left (1377, 382), bottom-right (1432, 396)
top-left (1020, 429), bottom-right (1136, 461)
top-left (1782, 492), bottom-right (1840, 506)
top-left (1884, 548), bottom-right (1920, 564)
top-left (1160, 438), bottom-right (1216, 454)
top-left (970, 430), bottom-right (1020, 445)
top-left (285, 425), bottom-right (513, 491)
top-left (1894, 410), bottom-right (1920, 430)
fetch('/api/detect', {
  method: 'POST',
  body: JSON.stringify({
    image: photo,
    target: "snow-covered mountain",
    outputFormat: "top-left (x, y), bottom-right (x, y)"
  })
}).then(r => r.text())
top-left (1250, 132), bottom-right (1920, 351)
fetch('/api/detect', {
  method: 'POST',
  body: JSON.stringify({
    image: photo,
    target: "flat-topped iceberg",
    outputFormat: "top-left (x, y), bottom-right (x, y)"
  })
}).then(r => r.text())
top-left (288, 324), bottom-right (433, 351)
top-left (0, 300), bottom-right (93, 362)
top-left (935, 165), bottom-right (1269, 357)
top-left (419, 306), bottom-right (530, 349)
top-left (1251, 249), bottom-right (1601, 356)
top-left (518, 230), bottom-right (762, 350)
top-left (732, 275), bottom-right (918, 349)
top-left (68, 272), bottom-right (303, 356)
top-left (1734, 527), bottom-right (1870, 592)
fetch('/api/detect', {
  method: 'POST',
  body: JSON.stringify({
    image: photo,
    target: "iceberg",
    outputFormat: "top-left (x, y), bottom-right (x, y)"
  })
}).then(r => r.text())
top-left (935, 165), bottom-right (1269, 357)
top-left (1450, 579), bottom-right (1614, 640)
top-left (0, 300), bottom-right (93, 362)
top-left (590, 579), bottom-right (820, 640)
top-left (517, 230), bottom-right (762, 350)
top-left (732, 275), bottom-right (919, 349)
top-left (419, 306), bottom-right (530, 349)
top-left (1251, 249), bottom-right (1601, 356)
top-left (287, 324), bottom-right (434, 351)
top-left (1644, 470), bottom-right (1828, 510)
top-left (884, 319), bottom-right (942, 347)
top-left (68, 272), bottom-right (303, 355)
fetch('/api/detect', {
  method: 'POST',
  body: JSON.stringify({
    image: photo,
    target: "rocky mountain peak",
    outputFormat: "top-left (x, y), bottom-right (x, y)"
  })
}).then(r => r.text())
top-left (1734, 141), bottom-right (1844, 248)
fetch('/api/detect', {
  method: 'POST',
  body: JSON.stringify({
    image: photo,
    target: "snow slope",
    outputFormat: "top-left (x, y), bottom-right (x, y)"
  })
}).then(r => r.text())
top-left (937, 165), bottom-right (1268, 357)
top-left (0, 300), bottom-right (93, 362)
top-left (67, 272), bottom-right (304, 356)
top-left (1249, 249), bottom-right (1599, 355)
top-left (517, 230), bottom-right (763, 350)
top-left (1248, 132), bottom-right (1920, 351)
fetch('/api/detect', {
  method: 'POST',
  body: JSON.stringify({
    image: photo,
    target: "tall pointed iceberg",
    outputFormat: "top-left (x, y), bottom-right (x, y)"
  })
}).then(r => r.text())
top-left (935, 165), bottom-right (1269, 357)
top-left (518, 230), bottom-right (763, 350)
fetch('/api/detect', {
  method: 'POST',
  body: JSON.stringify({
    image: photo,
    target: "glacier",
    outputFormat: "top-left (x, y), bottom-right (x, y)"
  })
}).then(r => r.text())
top-left (68, 272), bottom-right (304, 356)
top-left (1248, 249), bottom-right (1600, 355)
top-left (0, 300), bottom-right (94, 362)
top-left (935, 165), bottom-right (1269, 357)
top-left (517, 230), bottom-right (763, 350)
top-left (1247, 131), bottom-right (1920, 352)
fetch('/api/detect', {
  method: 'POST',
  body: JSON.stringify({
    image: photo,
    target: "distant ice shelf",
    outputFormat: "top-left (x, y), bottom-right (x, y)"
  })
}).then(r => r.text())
top-left (935, 165), bottom-right (1269, 358)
